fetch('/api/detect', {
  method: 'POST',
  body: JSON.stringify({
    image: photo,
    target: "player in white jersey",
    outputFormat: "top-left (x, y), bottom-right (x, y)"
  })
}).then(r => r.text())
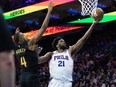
top-left (48, 47), bottom-right (73, 87)
top-left (38, 16), bottom-right (102, 87)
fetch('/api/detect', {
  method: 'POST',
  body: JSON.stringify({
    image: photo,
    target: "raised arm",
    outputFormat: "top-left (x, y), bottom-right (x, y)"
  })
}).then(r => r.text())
top-left (38, 52), bottom-right (52, 64)
top-left (29, 1), bottom-right (54, 45)
top-left (69, 20), bottom-right (99, 57)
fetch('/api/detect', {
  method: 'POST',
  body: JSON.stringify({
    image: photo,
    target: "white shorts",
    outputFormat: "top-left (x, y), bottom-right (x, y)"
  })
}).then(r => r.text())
top-left (48, 79), bottom-right (72, 87)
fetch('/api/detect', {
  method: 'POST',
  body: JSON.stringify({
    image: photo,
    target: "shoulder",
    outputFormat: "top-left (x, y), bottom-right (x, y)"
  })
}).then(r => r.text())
top-left (68, 46), bottom-right (77, 59)
top-left (68, 46), bottom-right (73, 54)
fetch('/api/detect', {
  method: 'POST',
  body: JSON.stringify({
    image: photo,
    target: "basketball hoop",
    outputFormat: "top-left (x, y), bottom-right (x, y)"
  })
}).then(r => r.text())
top-left (79, 0), bottom-right (98, 16)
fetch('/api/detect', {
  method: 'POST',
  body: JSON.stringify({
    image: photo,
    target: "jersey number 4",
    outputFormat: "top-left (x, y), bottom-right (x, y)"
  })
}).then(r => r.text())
top-left (20, 56), bottom-right (27, 67)
top-left (58, 61), bottom-right (65, 67)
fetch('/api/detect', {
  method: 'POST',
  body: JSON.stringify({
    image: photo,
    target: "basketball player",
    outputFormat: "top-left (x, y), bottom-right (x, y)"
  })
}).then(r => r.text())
top-left (14, 1), bottom-right (54, 87)
top-left (0, 8), bottom-right (15, 87)
top-left (38, 17), bottom-right (102, 87)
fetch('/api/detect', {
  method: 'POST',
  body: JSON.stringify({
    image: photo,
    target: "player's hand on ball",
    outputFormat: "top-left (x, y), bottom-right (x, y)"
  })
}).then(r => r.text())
top-left (48, 0), bottom-right (54, 12)
top-left (91, 8), bottom-right (104, 23)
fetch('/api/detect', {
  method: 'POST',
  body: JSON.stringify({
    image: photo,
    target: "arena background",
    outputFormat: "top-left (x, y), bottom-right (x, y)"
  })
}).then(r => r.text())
top-left (1, 0), bottom-right (116, 87)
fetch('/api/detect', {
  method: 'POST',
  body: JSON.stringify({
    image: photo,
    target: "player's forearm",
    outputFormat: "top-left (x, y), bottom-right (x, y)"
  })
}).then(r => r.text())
top-left (34, 10), bottom-right (52, 42)
top-left (81, 22), bottom-right (97, 41)
top-left (38, 52), bottom-right (52, 64)
top-left (38, 57), bottom-right (45, 64)
top-left (41, 10), bottom-right (52, 30)
top-left (29, 1), bottom-right (53, 44)
top-left (71, 22), bottom-right (97, 55)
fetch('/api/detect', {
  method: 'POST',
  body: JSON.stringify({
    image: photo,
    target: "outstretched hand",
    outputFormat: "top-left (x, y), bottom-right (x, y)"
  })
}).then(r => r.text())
top-left (15, 27), bottom-right (20, 34)
top-left (93, 12), bottom-right (104, 23)
top-left (48, 0), bottom-right (54, 12)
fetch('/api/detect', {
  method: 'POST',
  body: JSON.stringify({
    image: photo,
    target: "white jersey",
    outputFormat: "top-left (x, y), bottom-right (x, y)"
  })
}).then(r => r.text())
top-left (49, 49), bottom-right (73, 82)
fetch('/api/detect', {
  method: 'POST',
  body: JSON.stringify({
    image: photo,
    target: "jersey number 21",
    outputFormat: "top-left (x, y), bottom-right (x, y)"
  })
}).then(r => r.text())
top-left (58, 61), bottom-right (65, 67)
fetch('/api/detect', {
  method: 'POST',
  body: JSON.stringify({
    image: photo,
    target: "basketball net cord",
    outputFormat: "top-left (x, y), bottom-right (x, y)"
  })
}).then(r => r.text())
top-left (79, 0), bottom-right (98, 16)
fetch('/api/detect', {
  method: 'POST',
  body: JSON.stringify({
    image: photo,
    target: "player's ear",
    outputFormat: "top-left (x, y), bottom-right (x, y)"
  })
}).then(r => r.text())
top-left (56, 44), bottom-right (58, 48)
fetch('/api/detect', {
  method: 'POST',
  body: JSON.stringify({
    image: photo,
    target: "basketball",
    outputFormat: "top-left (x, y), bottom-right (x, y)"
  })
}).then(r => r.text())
top-left (91, 8), bottom-right (104, 22)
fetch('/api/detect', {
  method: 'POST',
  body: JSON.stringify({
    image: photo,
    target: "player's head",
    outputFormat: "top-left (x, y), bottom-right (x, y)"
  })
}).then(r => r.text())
top-left (14, 32), bottom-right (28, 45)
top-left (52, 37), bottom-right (68, 50)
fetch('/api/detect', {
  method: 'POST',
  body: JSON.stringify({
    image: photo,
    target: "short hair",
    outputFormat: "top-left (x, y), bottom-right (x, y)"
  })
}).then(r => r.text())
top-left (52, 37), bottom-right (63, 50)
top-left (14, 32), bottom-right (20, 44)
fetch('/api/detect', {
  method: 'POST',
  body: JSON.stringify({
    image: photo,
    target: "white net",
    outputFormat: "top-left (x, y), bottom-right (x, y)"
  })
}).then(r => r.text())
top-left (79, 0), bottom-right (98, 16)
